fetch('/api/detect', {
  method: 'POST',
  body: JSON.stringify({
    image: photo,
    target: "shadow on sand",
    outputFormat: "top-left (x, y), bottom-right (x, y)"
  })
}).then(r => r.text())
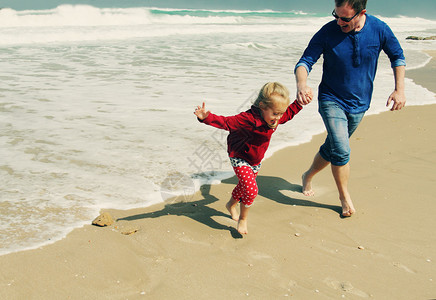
top-left (225, 175), bottom-right (341, 213)
top-left (118, 184), bottom-right (244, 238)
top-left (118, 175), bottom-right (341, 238)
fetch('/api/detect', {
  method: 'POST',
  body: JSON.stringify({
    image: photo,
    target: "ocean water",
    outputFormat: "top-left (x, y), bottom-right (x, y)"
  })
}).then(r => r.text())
top-left (0, 5), bottom-right (435, 255)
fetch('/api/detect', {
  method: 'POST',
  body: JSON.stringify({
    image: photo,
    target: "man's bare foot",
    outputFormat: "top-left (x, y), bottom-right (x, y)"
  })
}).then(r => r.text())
top-left (237, 219), bottom-right (248, 234)
top-left (226, 200), bottom-right (239, 221)
top-left (340, 197), bottom-right (356, 217)
top-left (302, 172), bottom-right (315, 196)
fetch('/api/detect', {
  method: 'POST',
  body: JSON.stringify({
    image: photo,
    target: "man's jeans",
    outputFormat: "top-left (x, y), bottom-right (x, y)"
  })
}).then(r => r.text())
top-left (318, 101), bottom-right (365, 166)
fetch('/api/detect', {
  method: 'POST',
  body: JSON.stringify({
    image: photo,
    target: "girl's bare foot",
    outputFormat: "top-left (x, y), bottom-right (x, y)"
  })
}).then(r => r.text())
top-left (237, 219), bottom-right (248, 234)
top-left (302, 172), bottom-right (315, 196)
top-left (226, 200), bottom-right (239, 221)
top-left (340, 196), bottom-right (356, 217)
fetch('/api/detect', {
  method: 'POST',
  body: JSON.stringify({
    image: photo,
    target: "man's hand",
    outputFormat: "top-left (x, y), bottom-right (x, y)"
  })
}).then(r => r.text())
top-left (386, 90), bottom-right (406, 111)
top-left (296, 85), bottom-right (314, 106)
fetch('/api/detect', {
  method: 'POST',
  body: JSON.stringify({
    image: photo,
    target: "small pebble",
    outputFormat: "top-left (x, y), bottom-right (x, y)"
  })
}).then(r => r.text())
top-left (294, 233), bottom-right (301, 237)
top-left (358, 246), bottom-right (365, 250)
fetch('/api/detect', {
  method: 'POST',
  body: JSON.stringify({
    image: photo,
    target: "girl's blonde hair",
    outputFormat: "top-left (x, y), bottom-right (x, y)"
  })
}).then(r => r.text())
top-left (253, 82), bottom-right (290, 108)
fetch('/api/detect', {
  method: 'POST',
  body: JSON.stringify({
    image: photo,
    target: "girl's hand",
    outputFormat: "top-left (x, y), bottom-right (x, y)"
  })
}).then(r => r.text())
top-left (194, 102), bottom-right (210, 120)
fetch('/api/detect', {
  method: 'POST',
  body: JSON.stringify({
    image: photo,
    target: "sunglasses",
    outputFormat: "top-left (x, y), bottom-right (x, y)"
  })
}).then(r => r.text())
top-left (332, 9), bottom-right (361, 22)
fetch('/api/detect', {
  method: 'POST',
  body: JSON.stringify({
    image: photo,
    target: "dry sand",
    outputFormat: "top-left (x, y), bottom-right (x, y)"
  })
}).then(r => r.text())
top-left (1, 53), bottom-right (435, 299)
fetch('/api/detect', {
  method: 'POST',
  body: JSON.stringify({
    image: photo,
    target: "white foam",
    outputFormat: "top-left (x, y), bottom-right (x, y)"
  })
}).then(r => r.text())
top-left (377, 15), bottom-right (436, 33)
top-left (0, 6), bottom-right (329, 45)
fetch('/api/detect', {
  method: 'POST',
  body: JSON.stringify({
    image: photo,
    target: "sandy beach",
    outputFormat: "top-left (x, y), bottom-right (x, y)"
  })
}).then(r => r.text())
top-left (1, 53), bottom-right (435, 299)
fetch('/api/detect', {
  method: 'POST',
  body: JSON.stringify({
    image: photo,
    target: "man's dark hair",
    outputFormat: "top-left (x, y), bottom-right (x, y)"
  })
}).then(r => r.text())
top-left (335, 0), bottom-right (367, 13)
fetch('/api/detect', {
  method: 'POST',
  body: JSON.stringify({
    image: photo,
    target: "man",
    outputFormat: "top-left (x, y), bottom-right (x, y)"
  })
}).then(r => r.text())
top-left (294, 0), bottom-right (406, 217)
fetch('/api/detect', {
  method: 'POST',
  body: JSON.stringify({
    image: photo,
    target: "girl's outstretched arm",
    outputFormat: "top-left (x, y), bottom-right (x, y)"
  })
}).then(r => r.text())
top-left (194, 102), bottom-right (210, 120)
top-left (195, 103), bottom-right (239, 131)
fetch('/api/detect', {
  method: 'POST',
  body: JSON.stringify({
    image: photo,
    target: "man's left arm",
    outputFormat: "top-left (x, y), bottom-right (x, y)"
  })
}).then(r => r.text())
top-left (381, 22), bottom-right (406, 111)
top-left (386, 65), bottom-right (406, 111)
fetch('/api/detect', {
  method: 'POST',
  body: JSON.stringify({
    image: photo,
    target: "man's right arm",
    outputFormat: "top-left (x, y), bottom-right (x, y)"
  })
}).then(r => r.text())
top-left (293, 24), bottom-right (327, 106)
top-left (295, 65), bottom-right (313, 105)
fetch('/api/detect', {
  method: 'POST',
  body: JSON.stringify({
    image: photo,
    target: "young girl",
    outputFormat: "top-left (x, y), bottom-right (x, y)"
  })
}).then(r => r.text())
top-left (194, 82), bottom-right (303, 234)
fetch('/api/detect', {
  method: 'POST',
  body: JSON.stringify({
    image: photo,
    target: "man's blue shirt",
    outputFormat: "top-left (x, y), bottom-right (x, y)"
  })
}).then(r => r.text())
top-left (295, 15), bottom-right (406, 113)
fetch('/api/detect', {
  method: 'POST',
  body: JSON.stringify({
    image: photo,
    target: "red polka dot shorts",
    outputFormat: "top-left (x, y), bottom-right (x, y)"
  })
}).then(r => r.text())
top-left (230, 157), bottom-right (260, 207)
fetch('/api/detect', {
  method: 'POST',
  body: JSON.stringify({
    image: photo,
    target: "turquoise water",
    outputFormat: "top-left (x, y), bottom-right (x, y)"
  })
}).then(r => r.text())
top-left (149, 8), bottom-right (317, 18)
top-left (3, 0), bottom-right (436, 20)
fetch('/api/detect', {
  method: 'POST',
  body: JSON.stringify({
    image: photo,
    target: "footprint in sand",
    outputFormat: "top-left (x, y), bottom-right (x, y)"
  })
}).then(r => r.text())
top-left (178, 236), bottom-right (211, 246)
top-left (323, 277), bottom-right (370, 298)
top-left (392, 262), bottom-right (416, 274)
top-left (248, 251), bottom-right (273, 260)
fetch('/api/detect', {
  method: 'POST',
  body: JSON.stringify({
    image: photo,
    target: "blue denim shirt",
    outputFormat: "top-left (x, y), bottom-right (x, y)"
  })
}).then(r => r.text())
top-left (295, 14), bottom-right (406, 114)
